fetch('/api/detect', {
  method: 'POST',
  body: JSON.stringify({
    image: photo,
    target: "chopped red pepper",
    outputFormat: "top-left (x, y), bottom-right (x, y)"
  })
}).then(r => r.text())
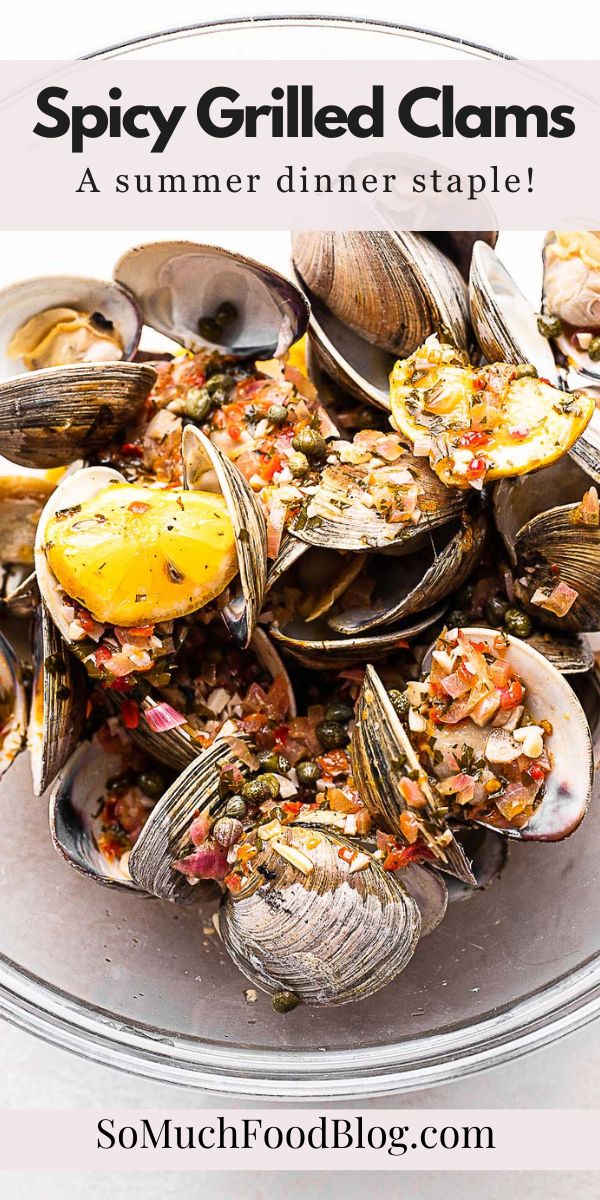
top-left (120, 442), bottom-right (143, 458)
top-left (499, 679), bottom-right (524, 710)
top-left (465, 456), bottom-right (487, 481)
top-left (456, 430), bottom-right (492, 448)
top-left (120, 699), bottom-right (140, 730)
top-left (528, 763), bottom-right (545, 782)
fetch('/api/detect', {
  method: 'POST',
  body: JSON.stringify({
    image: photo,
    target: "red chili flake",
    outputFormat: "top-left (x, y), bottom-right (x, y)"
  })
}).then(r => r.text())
top-left (128, 501), bottom-right (150, 515)
top-left (107, 677), bottom-right (132, 693)
top-left (528, 763), bottom-right (545, 782)
top-left (224, 872), bottom-right (242, 893)
top-left (94, 645), bottom-right (113, 667)
top-left (120, 442), bottom-right (143, 458)
top-left (538, 377), bottom-right (552, 386)
top-left (120, 699), bottom-right (140, 729)
top-left (465, 456), bottom-right (487, 480)
top-left (78, 613), bottom-right (99, 634)
top-left (472, 377), bottom-right (486, 391)
top-left (273, 724), bottom-right (289, 746)
top-left (499, 679), bottom-right (524, 710)
top-left (282, 801), bottom-right (302, 816)
top-left (456, 430), bottom-right (492, 449)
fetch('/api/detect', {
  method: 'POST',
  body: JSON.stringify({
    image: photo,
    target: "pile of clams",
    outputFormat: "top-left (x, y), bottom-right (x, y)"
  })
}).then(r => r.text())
top-left (0, 231), bottom-right (598, 1011)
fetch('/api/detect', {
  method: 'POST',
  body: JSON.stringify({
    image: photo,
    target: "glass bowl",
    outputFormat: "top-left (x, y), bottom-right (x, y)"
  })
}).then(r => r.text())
top-left (1, 17), bottom-right (599, 1100)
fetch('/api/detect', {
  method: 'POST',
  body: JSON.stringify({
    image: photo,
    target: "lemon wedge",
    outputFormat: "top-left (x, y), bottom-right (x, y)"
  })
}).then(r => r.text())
top-left (44, 483), bottom-right (237, 626)
top-left (390, 335), bottom-right (594, 489)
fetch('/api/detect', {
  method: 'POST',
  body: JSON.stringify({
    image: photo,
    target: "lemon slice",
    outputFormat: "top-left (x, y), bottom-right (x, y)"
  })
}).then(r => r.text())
top-left (390, 335), bottom-right (594, 489)
top-left (44, 483), bottom-right (237, 626)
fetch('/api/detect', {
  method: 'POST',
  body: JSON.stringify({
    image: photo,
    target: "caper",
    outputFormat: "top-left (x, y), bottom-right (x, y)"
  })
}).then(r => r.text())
top-left (257, 749), bottom-right (290, 775)
top-left (267, 404), bottom-right (288, 426)
top-left (537, 313), bottom-right (563, 339)
top-left (184, 385), bottom-right (212, 421)
top-left (288, 450), bottom-right (309, 478)
top-left (272, 990), bottom-right (300, 1014)
top-left (503, 607), bottom-right (533, 639)
top-left (514, 363), bottom-right (538, 379)
top-left (388, 688), bottom-right (409, 718)
top-left (137, 770), bottom-right (166, 800)
top-left (325, 701), bottom-right (354, 723)
top-left (316, 720), bottom-right (348, 750)
top-left (241, 774), bottom-right (281, 805)
top-left (485, 595), bottom-right (509, 625)
top-left (291, 428), bottom-right (327, 458)
top-left (205, 373), bottom-right (234, 397)
top-left (225, 796), bottom-right (247, 819)
top-left (44, 652), bottom-right (65, 675)
top-left (197, 317), bottom-right (223, 342)
top-left (445, 609), bottom-right (471, 630)
top-left (296, 760), bottom-right (321, 787)
top-left (589, 336), bottom-right (600, 362)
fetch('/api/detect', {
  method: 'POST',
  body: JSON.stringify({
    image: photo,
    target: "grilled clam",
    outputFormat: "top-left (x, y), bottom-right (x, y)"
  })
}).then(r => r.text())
top-left (0, 627), bottom-right (27, 780)
top-left (292, 231), bottom-right (469, 356)
top-left (28, 602), bottom-right (88, 795)
top-left (114, 241), bottom-right (309, 360)
top-left (0, 275), bottom-right (141, 376)
top-left (413, 627), bottom-right (592, 841)
top-left (494, 457), bottom-right (600, 632)
top-left (220, 825), bottom-right (422, 1006)
top-left (542, 231), bottom-right (600, 383)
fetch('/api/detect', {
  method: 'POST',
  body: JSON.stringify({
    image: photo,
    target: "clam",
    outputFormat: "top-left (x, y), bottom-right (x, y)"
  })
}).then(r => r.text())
top-left (421, 628), bottom-right (593, 842)
top-left (0, 361), bottom-right (156, 470)
top-left (0, 627), bottom-right (27, 780)
top-left (469, 240), bottom-right (557, 376)
top-left (28, 602), bottom-right (88, 795)
top-left (270, 606), bottom-right (446, 671)
top-left (542, 231), bottom-right (600, 384)
top-left (182, 424), bottom-right (267, 646)
top-left (111, 626), bottom-right (296, 773)
top-left (351, 665), bottom-right (476, 884)
top-left (494, 458), bottom-right (600, 632)
top-left (114, 241), bottom-right (309, 359)
top-left (0, 275), bottom-right (141, 377)
top-left (220, 825), bottom-right (422, 1006)
top-left (525, 632), bottom-right (593, 675)
top-left (49, 739), bottom-right (141, 890)
top-left (290, 438), bottom-right (465, 554)
top-left (292, 231), bottom-right (470, 356)
top-left (128, 737), bottom-right (251, 902)
top-left (303, 282), bottom-right (394, 413)
top-left (329, 507), bottom-right (488, 635)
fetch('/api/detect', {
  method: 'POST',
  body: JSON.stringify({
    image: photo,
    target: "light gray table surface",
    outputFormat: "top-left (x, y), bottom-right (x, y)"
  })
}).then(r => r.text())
top-left (1, 1014), bottom-right (599, 1198)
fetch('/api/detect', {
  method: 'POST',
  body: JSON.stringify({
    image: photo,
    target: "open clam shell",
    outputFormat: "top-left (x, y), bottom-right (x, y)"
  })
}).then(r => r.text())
top-left (0, 275), bottom-right (141, 378)
top-left (0, 361), bottom-right (156, 469)
top-left (49, 739), bottom-right (139, 890)
top-left (351, 665), bottom-right (476, 884)
top-left (112, 627), bottom-right (296, 773)
top-left (525, 633), bottom-right (593, 676)
top-left (428, 627), bottom-right (593, 842)
top-left (128, 736), bottom-right (250, 902)
top-left (494, 458), bottom-right (600, 632)
top-left (292, 231), bottom-right (469, 356)
top-left (269, 605), bottom-right (446, 671)
top-left (115, 241), bottom-right (309, 360)
top-left (469, 240), bottom-right (557, 377)
top-left (330, 507), bottom-right (488, 635)
top-left (220, 825), bottom-right (422, 1006)
top-left (302, 282), bottom-right (394, 413)
top-left (28, 602), bottom-right (88, 796)
top-left (0, 627), bottom-right (27, 780)
top-left (542, 231), bottom-right (600, 385)
top-left (182, 424), bottom-right (267, 647)
top-left (290, 454), bottom-right (465, 555)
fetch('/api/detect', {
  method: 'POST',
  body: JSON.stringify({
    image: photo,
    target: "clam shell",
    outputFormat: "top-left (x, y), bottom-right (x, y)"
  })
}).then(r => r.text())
top-left (525, 633), bottom-right (593, 675)
top-left (400, 862), bottom-right (448, 936)
top-left (114, 627), bottom-right (296, 772)
top-left (427, 232), bottom-right (498, 282)
top-left (269, 605), bottom-right (446, 670)
top-left (49, 739), bottom-right (139, 890)
top-left (28, 602), bottom-right (88, 796)
top-left (494, 460), bottom-right (600, 632)
top-left (302, 284), bottom-right (393, 413)
top-left (266, 533), bottom-right (309, 594)
top-left (290, 455), bottom-right (465, 554)
top-left (182, 425), bottom-right (267, 648)
top-left (128, 736), bottom-right (251, 902)
top-left (0, 471), bottom-right (56, 565)
top-left (220, 825), bottom-right (422, 1006)
top-left (292, 231), bottom-right (469, 356)
top-left (431, 627), bottom-right (593, 842)
top-left (0, 361), bottom-right (156, 469)
top-left (0, 627), bottom-right (27, 780)
top-left (0, 566), bottom-right (39, 616)
top-left (445, 826), bottom-right (508, 903)
top-left (542, 231), bottom-right (600, 386)
top-left (469, 240), bottom-right (557, 377)
top-left (115, 241), bottom-right (309, 359)
top-left (330, 508), bottom-right (488, 635)
top-left (0, 275), bottom-right (141, 379)
top-left (351, 664), bottom-right (476, 884)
